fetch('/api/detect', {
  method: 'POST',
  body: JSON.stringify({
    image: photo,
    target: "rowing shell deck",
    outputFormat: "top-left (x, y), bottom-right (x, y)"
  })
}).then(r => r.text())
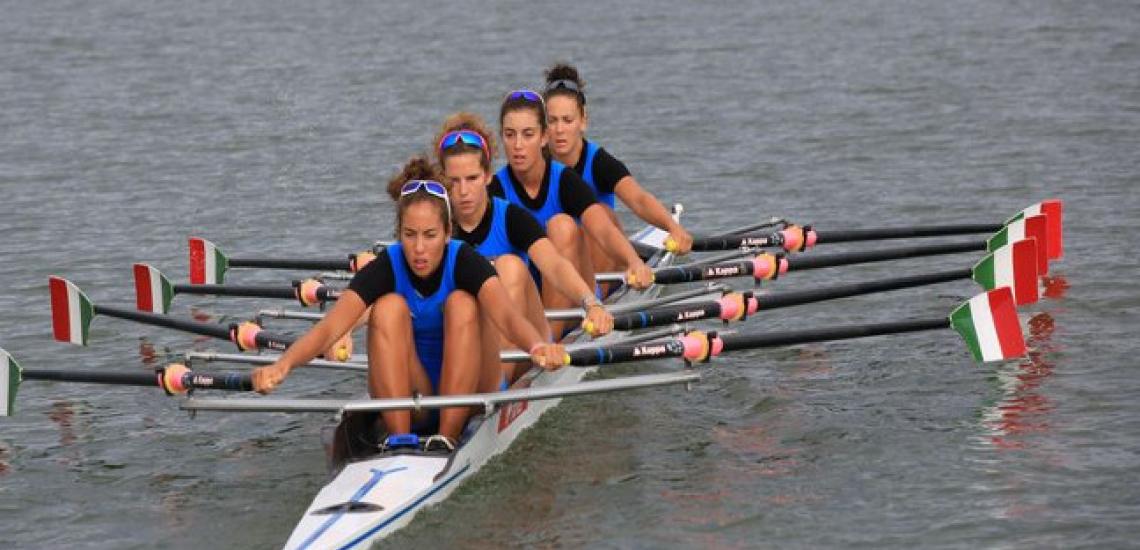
top-left (283, 221), bottom-right (679, 549)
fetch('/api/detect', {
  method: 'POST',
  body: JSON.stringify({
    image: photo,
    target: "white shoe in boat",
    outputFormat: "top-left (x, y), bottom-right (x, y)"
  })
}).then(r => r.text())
top-left (421, 435), bottom-right (457, 454)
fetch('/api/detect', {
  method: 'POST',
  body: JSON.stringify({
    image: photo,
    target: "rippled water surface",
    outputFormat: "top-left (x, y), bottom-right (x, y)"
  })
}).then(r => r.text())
top-left (1, 1), bottom-right (1137, 548)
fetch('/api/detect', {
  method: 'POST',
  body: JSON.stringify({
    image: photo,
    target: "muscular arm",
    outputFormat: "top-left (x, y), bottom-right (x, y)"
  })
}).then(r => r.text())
top-left (477, 277), bottom-right (547, 351)
top-left (527, 237), bottom-right (596, 303)
top-left (273, 291), bottom-right (368, 374)
top-left (613, 175), bottom-right (685, 235)
top-left (581, 202), bottom-right (646, 270)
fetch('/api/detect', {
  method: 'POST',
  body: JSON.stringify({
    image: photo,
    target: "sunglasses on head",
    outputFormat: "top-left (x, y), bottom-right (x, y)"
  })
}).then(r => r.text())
top-left (438, 130), bottom-right (490, 162)
top-left (400, 180), bottom-right (451, 216)
top-left (505, 89), bottom-right (545, 106)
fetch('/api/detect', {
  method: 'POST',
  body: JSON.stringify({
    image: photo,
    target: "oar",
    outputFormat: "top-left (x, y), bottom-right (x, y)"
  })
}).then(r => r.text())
top-left (0, 348), bottom-right (251, 416)
top-left (570, 286), bottom-right (1028, 367)
top-left (50, 276), bottom-right (293, 352)
top-left (189, 237), bottom-right (377, 284)
top-left (135, 263), bottom-right (341, 314)
top-left (599, 239), bottom-right (1040, 332)
top-left (177, 286), bottom-right (1028, 415)
top-left (665, 200), bottom-right (1062, 253)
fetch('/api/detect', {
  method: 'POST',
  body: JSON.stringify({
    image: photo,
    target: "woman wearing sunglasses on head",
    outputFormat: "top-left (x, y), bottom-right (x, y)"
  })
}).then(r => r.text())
top-left (250, 158), bottom-right (566, 452)
top-left (434, 112), bottom-right (615, 381)
top-left (543, 63), bottom-right (694, 286)
top-left (491, 89), bottom-right (655, 323)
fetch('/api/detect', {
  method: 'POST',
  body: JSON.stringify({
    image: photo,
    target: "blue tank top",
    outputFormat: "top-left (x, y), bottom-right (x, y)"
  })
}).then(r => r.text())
top-left (494, 161), bottom-right (568, 226)
top-left (471, 198), bottom-right (531, 266)
top-left (579, 140), bottom-right (616, 208)
top-left (386, 240), bottom-right (462, 391)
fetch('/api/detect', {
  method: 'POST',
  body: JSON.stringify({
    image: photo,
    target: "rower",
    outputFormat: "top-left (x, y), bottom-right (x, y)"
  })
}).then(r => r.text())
top-left (491, 89), bottom-right (654, 331)
top-left (434, 112), bottom-right (616, 383)
top-left (542, 63), bottom-right (695, 295)
top-left (251, 159), bottom-right (566, 452)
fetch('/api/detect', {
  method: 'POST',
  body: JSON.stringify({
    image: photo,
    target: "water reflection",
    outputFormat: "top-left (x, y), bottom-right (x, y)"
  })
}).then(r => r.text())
top-left (979, 312), bottom-right (1058, 450)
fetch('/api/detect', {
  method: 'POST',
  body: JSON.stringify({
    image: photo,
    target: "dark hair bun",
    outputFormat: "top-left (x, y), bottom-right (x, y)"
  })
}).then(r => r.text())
top-left (386, 156), bottom-right (440, 201)
top-left (545, 62), bottom-right (584, 90)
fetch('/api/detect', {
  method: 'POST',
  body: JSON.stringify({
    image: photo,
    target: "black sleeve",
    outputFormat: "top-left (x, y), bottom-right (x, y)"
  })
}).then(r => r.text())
top-left (488, 175), bottom-right (506, 198)
top-left (505, 204), bottom-right (547, 252)
top-left (346, 249), bottom-right (395, 306)
top-left (453, 243), bottom-right (498, 296)
top-left (558, 168), bottom-right (600, 219)
top-left (590, 147), bottom-right (631, 195)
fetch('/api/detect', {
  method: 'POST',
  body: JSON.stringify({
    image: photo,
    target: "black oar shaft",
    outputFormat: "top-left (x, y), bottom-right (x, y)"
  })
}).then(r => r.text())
top-left (613, 302), bottom-right (723, 331)
top-left (23, 368), bottom-right (253, 391)
top-left (230, 258), bottom-right (351, 271)
top-left (718, 318), bottom-right (949, 351)
top-left (569, 317), bottom-right (951, 366)
top-left (173, 284), bottom-right (297, 300)
top-left (95, 305), bottom-right (232, 340)
top-left (785, 240), bottom-right (985, 270)
top-left (652, 260), bottom-right (756, 285)
top-left (812, 224), bottom-right (1001, 244)
top-left (691, 234), bottom-right (780, 252)
top-left (755, 268), bottom-right (970, 310)
top-left (93, 305), bottom-right (295, 351)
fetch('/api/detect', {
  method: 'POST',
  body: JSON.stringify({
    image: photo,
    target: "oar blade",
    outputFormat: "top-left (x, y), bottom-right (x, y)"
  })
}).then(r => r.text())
top-left (133, 263), bottom-right (174, 314)
top-left (949, 287), bottom-right (1027, 363)
top-left (1007, 199), bottom-right (1064, 260)
top-left (1, 348), bottom-right (21, 417)
top-left (987, 215), bottom-right (1049, 276)
top-left (971, 239), bottom-right (1040, 306)
top-left (49, 276), bottom-right (95, 346)
top-left (188, 237), bottom-right (228, 285)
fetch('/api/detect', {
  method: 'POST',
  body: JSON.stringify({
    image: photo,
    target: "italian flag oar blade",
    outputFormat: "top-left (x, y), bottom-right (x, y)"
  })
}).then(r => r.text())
top-left (949, 287), bottom-right (1026, 363)
top-left (1, 348), bottom-right (20, 417)
top-left (133, 263), bottom-right (175, 314)
top-left (1007, 199), bottom-right (1063, 260)
top-left (189, 237), bottom-right (228, 285)
top-left (49, 276), bottom-right (95, 346)
top-left (987, 214), bottom-right (1049, 276)
top-left (971, 239), bottom-right (1040, 306)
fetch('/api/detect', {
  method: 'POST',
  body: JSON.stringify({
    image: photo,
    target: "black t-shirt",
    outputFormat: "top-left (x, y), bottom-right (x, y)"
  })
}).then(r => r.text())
top-left (347, 243), bottom-right (497, 305)
top-left (488, 161), bottom-right (599, 219)
top-left (453, 202), bottom-right (547, 254)
top-left (573, 140), bottom-right (631, 197)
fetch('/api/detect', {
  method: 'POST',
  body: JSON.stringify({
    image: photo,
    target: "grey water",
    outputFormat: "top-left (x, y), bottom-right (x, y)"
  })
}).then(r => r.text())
top-left (1, 1), bottom-right (1137, 548)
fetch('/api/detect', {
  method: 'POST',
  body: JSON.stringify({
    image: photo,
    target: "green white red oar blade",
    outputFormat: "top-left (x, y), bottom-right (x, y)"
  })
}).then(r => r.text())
top-left (133, 263), bottom-right (175, 314)
top-left (189, 237), bottom-right (228, 285)
top-left (971, 239), bottom-right (1040, 306)
top-left (987, 214), bottom-right (1049, 276)
top-left (949, 287), bottom-right (1027, 363)
top-left (1007, 199), bottom-right (1064, 260)
top-left (49, 276), bottom-right (95, 346)
top-left (1, 348), bottom-right (20, 417)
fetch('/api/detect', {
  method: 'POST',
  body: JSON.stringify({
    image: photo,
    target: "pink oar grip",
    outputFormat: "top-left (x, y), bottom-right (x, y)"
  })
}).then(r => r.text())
top-left (296, 279), bottom-right (323, 307)
top-left (159, 363), bottom-right (191, 395)
top-left (231, 322), bottom-right (262, 351)
top-left (779, 227), bottom-right (805, 252)
top-left (750, 254), bottom-right (790, 281)
top-left (680, 332), bottom-right (724, 361)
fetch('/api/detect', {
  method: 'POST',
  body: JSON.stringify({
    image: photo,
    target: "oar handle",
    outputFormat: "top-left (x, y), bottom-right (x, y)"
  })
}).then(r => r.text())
top-left (93, 305), bottom-right (295, 353)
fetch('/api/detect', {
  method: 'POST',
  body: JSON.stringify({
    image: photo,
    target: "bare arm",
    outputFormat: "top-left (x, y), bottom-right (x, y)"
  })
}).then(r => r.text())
top-left (581, 203), bottom-right (647, 270)
top-left (528, 238), bottom-right (614, 335)
top-left (477, 277), bottom-right (546, 352)
top-left (614, 175), bottom-right (692, 253)
top-left (252, 291), bottom-right (368, 392)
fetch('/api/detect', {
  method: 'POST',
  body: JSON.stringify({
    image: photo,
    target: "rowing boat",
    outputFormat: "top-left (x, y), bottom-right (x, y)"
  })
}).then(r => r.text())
top-left (275, 219), bottom-right (679, 549)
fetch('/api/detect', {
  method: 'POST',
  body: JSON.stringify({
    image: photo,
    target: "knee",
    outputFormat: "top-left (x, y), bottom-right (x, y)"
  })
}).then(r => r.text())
top-left (546, 214), bottom-right (581, 250)
top-left (370, 295), bottom-right (410, 336)
top-left (444, 291), bottom-right (479, 326)
top-left (494, 254), bottom-right (528, 288)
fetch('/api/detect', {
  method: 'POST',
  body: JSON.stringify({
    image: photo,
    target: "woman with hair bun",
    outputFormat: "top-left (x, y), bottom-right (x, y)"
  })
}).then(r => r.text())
top-left (250, 157), bottom-right (566, 452)
top-left (434, 112), bottom-right (614, 381)
top-left (491, 88), bottom-right (655, 326)
top-left (543, 63), bottom-right (694, 285)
